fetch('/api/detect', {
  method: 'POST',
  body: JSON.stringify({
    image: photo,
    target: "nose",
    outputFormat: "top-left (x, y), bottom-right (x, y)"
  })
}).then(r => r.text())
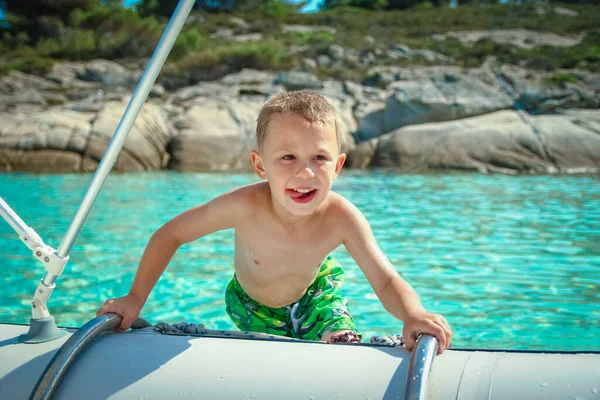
top-left (296, 163), bottom-right (315, 179)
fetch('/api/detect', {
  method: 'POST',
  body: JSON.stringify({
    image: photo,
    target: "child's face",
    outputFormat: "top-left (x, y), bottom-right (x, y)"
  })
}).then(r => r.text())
top-left (251, 113), bottom-right (345, 218)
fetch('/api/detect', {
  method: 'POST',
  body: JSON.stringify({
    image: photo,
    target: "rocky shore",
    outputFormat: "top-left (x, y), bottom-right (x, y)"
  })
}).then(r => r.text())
top-left (0, 57), bottom-right (599, 174)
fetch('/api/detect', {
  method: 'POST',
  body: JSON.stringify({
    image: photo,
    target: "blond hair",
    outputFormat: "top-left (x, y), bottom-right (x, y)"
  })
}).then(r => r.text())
top-left (256, 90), bottom-right (342, 152)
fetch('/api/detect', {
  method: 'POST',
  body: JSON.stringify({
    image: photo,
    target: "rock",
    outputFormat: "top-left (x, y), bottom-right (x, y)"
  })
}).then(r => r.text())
top-left (569, 70), bottom-right (600, 92)
top-left (43, 92), bottom-right (69, 105)
top-left (345, 138), bottom-right (380, 169)
top-left (168, 97), bottom-right (263, 171)
top-left (354, 101), bottom-right (386, 142)
top-left (1, 60), bottom-right (597, 174)
top-left (232, 33), bottom-right (263, 42)
top-left (317, 55), bottom-right (332, 68)
top-left (86, 100), bottom-right (172, 171)
top-left (77, 59), bottom-right (142, 86)
top-left (343, 81), bottom-right (364, 98)
top-left (170, 82), bottom-right (236, 104)
top-left (45, 62), bottom-right (91, 88)
top-left (498, 65), bottom-right (600, 111)
top-left (0, 71), bottom-right (59, 94)
top-left (349, 110), bottom-right (600, 173)
top-left (322, 96), bottom-right (357, 153)
top-left (380, 73), bottom-right (512, 135)
top-left (0, 149), bottom-right (85, 173)
top-left (554, 7), bottom-right (578, 16)
top-left (274, 71), bottom-right (323, 90)
top-left (221, 69), bottom-right (274, 86)
top-left (392, 44), bottom-right (413, 56)
top-left (328, 45), bottom-right (345, 61)
top-left (364, 66), bottom-right (399, 88)
top-left (282, 25), bottom-right (336, 35)
top-left (210, 28), bottom-right (233, 40)
top-left (0, 110), bottom-right (94, 172)
top-left (150, 84), bottom-right (166, 98)
top-left (229, 17), bottom-right (250, 30)
top-left (413, 49), bottom-right (453, 63)
top-left (301, 58), bottom-right (318, 71)
top-left (0, 90), bottom-right (47, 111)
top-left (440, 29), bottom-right (583, 50)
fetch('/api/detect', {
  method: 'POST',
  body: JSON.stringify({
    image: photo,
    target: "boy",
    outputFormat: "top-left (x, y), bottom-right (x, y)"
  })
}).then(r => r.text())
top-left (97, 91), bottom-right (452, 352)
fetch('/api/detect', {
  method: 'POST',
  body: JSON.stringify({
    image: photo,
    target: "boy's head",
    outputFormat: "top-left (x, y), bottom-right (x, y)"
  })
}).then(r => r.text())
top-left (256, 90), bottom-right (342, 152)
top-left (251, 91), bottom-right (346, 218)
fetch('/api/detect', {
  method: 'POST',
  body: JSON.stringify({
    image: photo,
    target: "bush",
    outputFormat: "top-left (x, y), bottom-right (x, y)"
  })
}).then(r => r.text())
top-left (175, 40), bottom-right (289, 72)
top-left (545, 72), bottom-right (579, 87)
top-left (170, 28), bottom-right (208, 60)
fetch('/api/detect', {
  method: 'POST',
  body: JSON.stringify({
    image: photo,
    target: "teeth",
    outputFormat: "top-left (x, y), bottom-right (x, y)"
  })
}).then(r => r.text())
top-left (294, 188), bottom-right (313, 193)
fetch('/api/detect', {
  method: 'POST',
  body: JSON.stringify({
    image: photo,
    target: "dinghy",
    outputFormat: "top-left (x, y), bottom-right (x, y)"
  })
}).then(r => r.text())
top-left (1, 1), bottom-right (598, 399)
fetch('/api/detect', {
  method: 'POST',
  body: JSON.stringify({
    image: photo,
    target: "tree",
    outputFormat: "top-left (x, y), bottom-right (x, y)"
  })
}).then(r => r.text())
top-left (1, 0), bottom-right (97, 42)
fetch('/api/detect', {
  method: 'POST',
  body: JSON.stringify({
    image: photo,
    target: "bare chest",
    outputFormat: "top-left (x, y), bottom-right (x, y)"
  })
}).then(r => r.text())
top-left (235, 225), bottom-right (337, 276)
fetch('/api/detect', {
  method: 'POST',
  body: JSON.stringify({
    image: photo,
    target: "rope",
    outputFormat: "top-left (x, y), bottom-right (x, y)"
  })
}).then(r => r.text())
top-left (148, 320), bottom-right (404, 347)
top-left (369, 334), bottom-right (404, 347)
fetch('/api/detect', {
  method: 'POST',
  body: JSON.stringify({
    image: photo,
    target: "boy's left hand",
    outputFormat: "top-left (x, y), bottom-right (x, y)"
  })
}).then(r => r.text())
top-left (402, 311), bottom-right (452, 354)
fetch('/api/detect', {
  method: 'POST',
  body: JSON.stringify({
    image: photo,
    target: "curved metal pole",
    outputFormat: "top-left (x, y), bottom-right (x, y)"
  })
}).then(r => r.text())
top-left (30, 314), bottom-right (152, 400)
top-left (43, 0), bottom-right (196, 288)
top-left (405, 335), bottom-right (439, 400)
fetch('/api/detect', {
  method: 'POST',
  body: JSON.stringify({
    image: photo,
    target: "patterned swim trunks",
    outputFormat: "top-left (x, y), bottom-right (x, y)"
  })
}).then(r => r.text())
top-left (225, 255), bottom-right (360, 341)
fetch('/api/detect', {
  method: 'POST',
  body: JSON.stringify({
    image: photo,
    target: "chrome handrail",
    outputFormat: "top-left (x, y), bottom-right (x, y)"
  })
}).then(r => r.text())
top-left (404, 334), bottom-right (439, 400)
top-left (30, 314), bottom-right (151, 400)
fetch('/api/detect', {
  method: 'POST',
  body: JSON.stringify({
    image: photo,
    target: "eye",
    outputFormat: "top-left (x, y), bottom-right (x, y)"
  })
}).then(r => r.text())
top-left (282, 154), bottom-right (295, 160)
top-left (314, 155), bottom-right (328, 161)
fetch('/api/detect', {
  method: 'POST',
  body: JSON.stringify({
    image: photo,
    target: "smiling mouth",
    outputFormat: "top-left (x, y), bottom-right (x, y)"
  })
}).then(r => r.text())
top-left (285, 188), bottom-right (317, 203)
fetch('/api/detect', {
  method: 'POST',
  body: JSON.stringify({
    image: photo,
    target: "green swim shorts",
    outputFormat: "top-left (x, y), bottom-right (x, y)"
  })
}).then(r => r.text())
top-left (225, 255), bottom-right (360, 341)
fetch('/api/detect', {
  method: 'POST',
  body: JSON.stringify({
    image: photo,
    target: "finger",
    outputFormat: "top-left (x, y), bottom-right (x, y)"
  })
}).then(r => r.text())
top-left (440, 319), bottom-right (453, 350)
top-left (96, 299), bottom-right (113, 317)
top-left (121, 312), bottom-right (139, 331)
top-left (433, 316), bottom-right (452, 352)
top-left (403, 330), bottom-right (418, 351)
top-left (120, 316), bottom-right (132, 331)
top-left (96, 304), bottom-right (109, 317)
top-left (429, 323), bottom-right (447, 354)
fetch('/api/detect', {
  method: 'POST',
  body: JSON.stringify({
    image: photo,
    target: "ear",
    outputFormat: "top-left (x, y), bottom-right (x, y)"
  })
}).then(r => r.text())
top-left (334, 153), bottom-right (346, 178)
top-left (251, 150), bottom-right (267, 179)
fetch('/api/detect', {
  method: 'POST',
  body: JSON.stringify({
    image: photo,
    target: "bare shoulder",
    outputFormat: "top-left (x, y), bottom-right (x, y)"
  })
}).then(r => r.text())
top-left (213, 181), bottom-right (269, 216)
top-left (326, 191), bottom-right (361, 215)
top-left (161, 181), bottom-right (269, 245)
top-left (324, 191), bottom-right (369, 231)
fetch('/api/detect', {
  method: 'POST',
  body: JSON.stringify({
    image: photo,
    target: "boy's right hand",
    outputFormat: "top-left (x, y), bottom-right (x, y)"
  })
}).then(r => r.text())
top-left (96, 294), bottom-right (144, 330)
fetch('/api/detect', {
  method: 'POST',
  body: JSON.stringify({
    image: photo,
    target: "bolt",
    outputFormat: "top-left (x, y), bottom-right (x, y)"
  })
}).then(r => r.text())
top-left (32, 303), bottom-right (37, 308)
top-left (36, 251), bottom-right (42, 257)
top-left (44, 257), bottom-right (50, 262)
top-left (38, 289), bottom-right (43, 294)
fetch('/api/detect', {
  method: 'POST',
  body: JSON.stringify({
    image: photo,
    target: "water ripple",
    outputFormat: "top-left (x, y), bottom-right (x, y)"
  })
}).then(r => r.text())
top-left (1, 171), bottom-right (599, 351)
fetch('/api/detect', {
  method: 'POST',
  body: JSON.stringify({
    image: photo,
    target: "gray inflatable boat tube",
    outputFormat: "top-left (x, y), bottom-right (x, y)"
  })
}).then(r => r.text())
top-left (0, 322), bottom-right (598, 399)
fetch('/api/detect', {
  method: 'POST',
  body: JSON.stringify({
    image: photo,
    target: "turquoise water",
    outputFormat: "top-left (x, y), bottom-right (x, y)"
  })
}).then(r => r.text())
top-left (1, 172), bottom-right (599, 351)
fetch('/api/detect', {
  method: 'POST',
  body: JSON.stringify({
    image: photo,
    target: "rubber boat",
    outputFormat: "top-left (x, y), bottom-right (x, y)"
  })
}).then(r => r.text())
top-left (1, 1), bottom-right (599, 399)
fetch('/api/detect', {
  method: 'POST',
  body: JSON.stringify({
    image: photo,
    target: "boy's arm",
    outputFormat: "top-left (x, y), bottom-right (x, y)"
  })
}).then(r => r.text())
top-left (97, 188), bottom-right (247, 329)
top-left (339, 199), bottom-right (452, 353)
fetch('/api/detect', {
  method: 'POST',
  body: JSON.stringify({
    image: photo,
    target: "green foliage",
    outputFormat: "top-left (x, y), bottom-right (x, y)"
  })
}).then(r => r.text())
top-left (171, 28), bottom-right (209, 59)
top-left (67, 6), bottom-right (163, 58)
top-left (2, 0), bottom-right (96, 22)
top-left (260, 0), bottom-right (295, 18)
top-left (282, 31), bottom-right (336, 46)
top-left (323, 0), bottom-right (387, 10)
top-left (137, 0), bottom-right (181, 18)
top-left (175, 40), bottom-right (288, 71)
top-left (0, 50), bottom-right (55, 76)
top-left (545, 72), bottom-right (579, 87)
top-left (1, 1), bottom-right (599, 80)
